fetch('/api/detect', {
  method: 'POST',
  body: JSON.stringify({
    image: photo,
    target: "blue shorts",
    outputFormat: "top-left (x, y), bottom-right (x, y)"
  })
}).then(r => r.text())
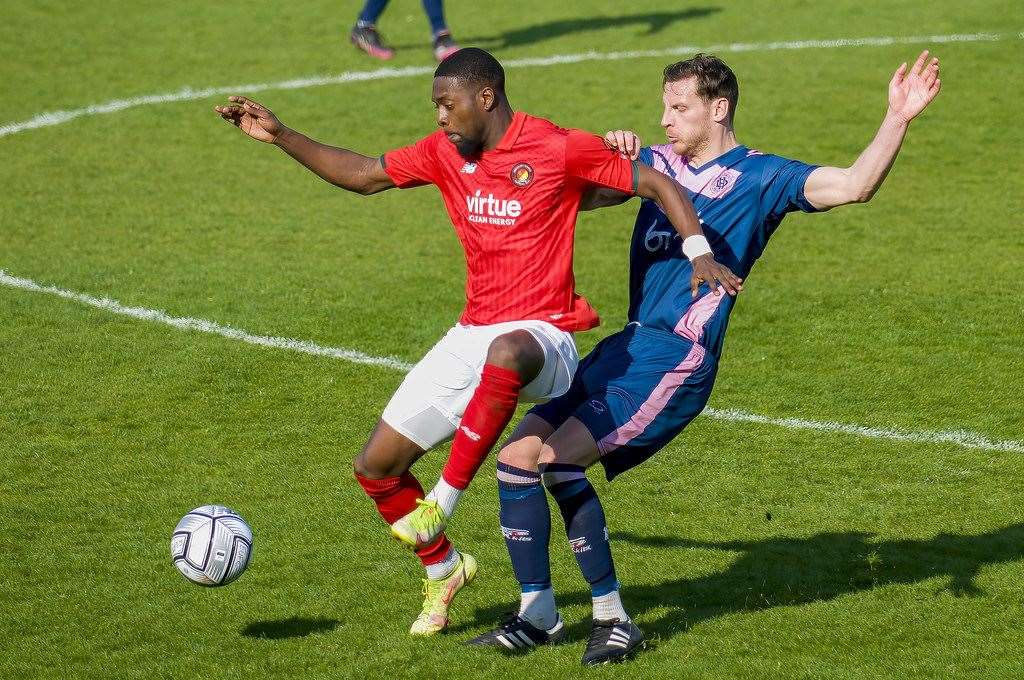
top-left (529, 324), bottom-right (717, 480)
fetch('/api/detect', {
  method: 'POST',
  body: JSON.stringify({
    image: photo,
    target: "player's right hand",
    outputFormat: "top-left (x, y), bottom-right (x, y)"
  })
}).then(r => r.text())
top-left (603, 130), bottom-right (642, 160)
top-left (214, 96), bottom-right (283, 143)
top-left (690, 254), bottom-right (743, 299)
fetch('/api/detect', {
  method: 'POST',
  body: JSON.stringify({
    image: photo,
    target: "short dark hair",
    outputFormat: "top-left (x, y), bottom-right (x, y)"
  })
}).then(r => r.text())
top-left (434, 47), bottom-right (505, 93)
top-left (663, 53), bottom-right (739, 123)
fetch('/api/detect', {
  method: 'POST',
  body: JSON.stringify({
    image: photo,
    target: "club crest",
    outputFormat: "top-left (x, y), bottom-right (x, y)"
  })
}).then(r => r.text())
top-left (510, 162), bottom-right (534, 187)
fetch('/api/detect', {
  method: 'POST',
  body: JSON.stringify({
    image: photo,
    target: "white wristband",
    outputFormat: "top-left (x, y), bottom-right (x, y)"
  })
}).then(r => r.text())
top-left (682, 234), bottom-right (712, 260)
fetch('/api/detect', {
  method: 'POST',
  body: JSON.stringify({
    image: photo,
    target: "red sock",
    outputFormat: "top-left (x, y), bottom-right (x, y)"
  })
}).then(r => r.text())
top-left (442, 364), bottom-right (523, 490)
top-left (355, 471), bottom-right (452, 566)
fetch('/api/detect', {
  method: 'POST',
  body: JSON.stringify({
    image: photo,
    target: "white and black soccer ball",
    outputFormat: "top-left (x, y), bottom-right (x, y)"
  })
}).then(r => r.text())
top-left (171, 505), bottom-right (253, 587)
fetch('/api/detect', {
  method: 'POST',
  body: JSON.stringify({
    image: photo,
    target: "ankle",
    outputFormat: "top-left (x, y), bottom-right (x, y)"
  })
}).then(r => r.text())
top-left (592, 588), bottom-right (629, 622)
top-left (427, 476), bottom-right (462, 517)
top-left (519, 586), bottom-right (558, 630)
top-left (425, 548), bottom-right (460, 580)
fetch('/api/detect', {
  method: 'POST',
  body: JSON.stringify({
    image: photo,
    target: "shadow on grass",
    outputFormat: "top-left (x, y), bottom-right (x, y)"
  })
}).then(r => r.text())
top-left (382, 7), bottom-right (720, 52)
top-left (454, 523), bottom-right (1024, 643)
top-left (241, 616), bottom-right (341, 640)
top-left (465, 8), bottom-right (721, 50)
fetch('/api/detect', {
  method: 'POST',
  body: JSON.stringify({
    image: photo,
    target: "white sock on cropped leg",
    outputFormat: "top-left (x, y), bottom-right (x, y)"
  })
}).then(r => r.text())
top-left (425, 548), bottom-right (461, 580)
top-left (426, 477), bottom-right (462, 518)
top-left (592, 588), bottom-right (629, 622)
top-left (519, 587), bottom-right (558, 630)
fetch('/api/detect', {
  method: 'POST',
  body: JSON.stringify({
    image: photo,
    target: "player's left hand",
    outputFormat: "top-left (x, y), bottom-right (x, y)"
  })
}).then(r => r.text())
top-left (603, 130), bottom-right (642, 160)
top-left (887, 51), bottom-right (941, 124)
top-left (690, 255), bottom-right (743, 298)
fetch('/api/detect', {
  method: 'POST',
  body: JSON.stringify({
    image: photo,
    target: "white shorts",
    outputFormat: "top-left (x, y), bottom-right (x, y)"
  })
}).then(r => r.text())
top-left (381, 320), bottom-right (579, 450)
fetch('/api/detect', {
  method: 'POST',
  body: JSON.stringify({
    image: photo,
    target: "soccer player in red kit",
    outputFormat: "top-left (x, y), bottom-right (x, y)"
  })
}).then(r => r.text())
top-left (215, 48), bottom-right (740, 635)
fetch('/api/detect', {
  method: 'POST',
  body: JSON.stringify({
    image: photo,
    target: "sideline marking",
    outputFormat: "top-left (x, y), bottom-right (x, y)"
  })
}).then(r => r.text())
top-left (0, 270), bottom-right (412, 372)
top-left (2, 269), bottom-right (1020, 454)
top-left (0, 31), bottom-right (1013, 138)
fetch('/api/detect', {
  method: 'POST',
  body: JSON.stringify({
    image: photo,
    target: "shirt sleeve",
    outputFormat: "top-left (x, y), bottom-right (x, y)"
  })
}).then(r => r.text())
top-left (564, 129), bottom-right (639, 195)
top-left (760, 154), bottom-right (820, 220)
top-left (381, 133), bottom-right (440, 189)
top-left (637, 146), bottom-right (655, 169)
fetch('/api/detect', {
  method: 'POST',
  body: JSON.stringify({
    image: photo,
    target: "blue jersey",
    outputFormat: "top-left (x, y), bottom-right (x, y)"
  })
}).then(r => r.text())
top-left (630, 144), bottom-right (819, 358)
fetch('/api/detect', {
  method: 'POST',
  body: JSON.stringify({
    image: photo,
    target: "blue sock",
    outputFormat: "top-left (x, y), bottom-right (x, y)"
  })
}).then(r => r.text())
top-left (541, 463), bottom-right (618, 597)
top-left (421, 0), bottom-right (448, 36)
top-left (497, 462), bottom-right (551, 592)
top-left (357, 0), bottom-right (389, 26)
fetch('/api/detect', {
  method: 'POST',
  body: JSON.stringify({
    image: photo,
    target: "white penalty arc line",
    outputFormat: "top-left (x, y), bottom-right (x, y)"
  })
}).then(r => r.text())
top-left (2, 269), bottom-right (1021, 454)
top-left (0, 30), bottom-right (1017, 139)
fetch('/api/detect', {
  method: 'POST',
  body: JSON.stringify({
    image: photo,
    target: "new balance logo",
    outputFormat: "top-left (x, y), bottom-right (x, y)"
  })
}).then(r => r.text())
top-left (501, 526), bottom-right (533, 542)
top-left (569, 536), bottom-right (591, 554)
top-left (459, 425), bottom-right (481, 441)
top-left (460, 162), bottom-right (477, 174)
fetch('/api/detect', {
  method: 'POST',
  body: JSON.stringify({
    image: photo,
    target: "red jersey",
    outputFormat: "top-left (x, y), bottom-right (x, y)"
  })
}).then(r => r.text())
top-left (382, 111), bottom-right (638, 332)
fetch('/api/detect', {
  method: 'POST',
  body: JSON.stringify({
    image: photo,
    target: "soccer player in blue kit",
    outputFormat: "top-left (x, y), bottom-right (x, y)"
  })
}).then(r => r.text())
top-left (468, 51), bottom-right (942, 664)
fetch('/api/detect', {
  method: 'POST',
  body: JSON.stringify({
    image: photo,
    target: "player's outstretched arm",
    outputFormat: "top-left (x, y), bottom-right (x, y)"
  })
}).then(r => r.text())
top-left (636, 164), bottom-right (743, 298)
top-left (804, 51), bottom-right (941, 210)
top-left (214, 96), bottom-right (395, 195)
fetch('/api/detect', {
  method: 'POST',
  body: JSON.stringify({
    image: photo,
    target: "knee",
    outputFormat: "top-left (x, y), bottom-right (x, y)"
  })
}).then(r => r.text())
top-left (537, 418), bottom-right (600, 474)
top-left (486, 333), bottom-right (522, 368)
top-left (353, 445), bottom-right (399, 479)
top-left (352, 451), bottom-right (375, 479)
top-left (538, 443), bottom-right (589, 493)
top-left (537, 442), bottom-right (560, 469)
top-left (497, 439), bottom-right (542, 472)
top-left (486, 331), bottom-right (542, 373)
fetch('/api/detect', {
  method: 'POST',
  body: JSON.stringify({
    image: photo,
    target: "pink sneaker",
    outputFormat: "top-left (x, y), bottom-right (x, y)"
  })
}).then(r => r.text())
top-left (433, 30), bottom-right (461, 62)
top-left (350, 24), bottom-right (394, 61)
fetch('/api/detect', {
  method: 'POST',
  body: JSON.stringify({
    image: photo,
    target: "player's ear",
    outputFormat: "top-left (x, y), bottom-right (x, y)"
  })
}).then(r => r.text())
top-left (711, 97), bottom-right (730, 124)
top-left (479, 86), bottom-right (497, 112)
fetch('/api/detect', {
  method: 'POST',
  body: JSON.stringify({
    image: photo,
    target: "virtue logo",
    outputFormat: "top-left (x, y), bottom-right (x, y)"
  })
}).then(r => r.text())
top-left (466, 190), bottom-right (522, 226)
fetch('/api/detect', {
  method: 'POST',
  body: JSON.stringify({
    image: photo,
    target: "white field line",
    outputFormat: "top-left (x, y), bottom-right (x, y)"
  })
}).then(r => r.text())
top-left (0, 30), bottom-right (1015, 139)
top-left (703, 409), bottom-right (1024, 453)
top-left (0, 270), bottom-right (413, 372)
top-left (2, 269), bottom-right (1021, 454)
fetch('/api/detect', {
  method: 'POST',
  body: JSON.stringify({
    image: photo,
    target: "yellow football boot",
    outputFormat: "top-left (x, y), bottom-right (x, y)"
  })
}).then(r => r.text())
top-left (409, 552), bottom-right (478, 636)
top-left (391, 498), bottom-right (448, 549)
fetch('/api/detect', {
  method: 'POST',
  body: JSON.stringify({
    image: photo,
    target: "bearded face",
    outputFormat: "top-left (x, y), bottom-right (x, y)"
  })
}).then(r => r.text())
top-left (660, 78), bottom-right (718, 160)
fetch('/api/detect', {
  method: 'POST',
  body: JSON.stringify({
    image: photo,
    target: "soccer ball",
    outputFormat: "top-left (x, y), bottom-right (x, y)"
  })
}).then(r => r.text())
top-left (171, 505), bottom-right (253, 587)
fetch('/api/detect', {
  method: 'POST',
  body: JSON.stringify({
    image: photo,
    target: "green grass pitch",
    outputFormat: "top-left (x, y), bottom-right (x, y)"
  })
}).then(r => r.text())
top-left (2, 1), bottom-right (1023, 677)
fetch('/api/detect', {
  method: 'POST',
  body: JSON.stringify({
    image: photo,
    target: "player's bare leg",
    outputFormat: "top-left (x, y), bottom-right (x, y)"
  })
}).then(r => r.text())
top-left (353, 420), bottom-right (475, 635)
top-left (392, 330), bottom-right (545, 549)
top-left (354, 419), bottom-right (427, 479)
